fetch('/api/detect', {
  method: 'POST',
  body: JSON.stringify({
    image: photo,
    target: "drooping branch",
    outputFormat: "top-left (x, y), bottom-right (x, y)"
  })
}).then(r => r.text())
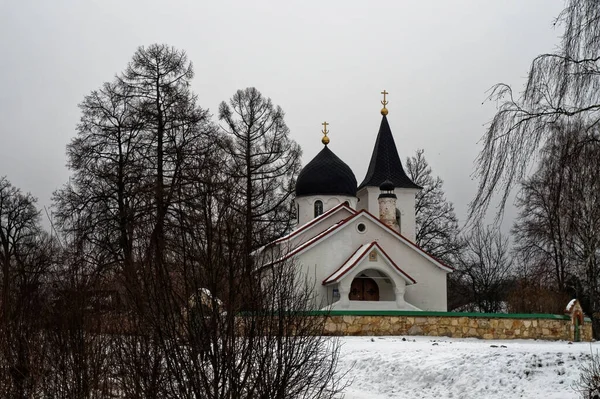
top-left (471, 0), bottom-right (600, 222)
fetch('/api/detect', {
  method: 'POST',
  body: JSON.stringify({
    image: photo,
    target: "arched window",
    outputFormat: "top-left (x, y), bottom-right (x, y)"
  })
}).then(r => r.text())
top-left (314, 200), bottom-right (323, 217)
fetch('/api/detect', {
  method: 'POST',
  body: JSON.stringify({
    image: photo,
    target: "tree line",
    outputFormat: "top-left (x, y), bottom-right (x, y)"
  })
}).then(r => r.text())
top-left (462, 0), bottom-right (600, 387)
top-left (0, 44), bottom-right (343, 398)
top-left (410, 127), bottom-right (600, 332)
top-left (406, 1), bottom-right (600, 346)
top-left (467, 0), bottom-right (600, 342)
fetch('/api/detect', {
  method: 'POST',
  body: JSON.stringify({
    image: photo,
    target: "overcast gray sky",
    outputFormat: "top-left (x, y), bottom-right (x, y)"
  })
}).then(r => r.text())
top-left (0, 0), bottom-right (565, 230)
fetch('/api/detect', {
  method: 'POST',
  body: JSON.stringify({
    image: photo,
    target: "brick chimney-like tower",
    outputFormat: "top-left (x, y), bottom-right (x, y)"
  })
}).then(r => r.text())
top-left (378, 180), bottom-right (399, 233)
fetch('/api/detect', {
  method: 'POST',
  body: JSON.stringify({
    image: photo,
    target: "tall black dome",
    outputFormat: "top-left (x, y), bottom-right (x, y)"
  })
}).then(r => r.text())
top-left (295, 146), bottom-right (357, 197)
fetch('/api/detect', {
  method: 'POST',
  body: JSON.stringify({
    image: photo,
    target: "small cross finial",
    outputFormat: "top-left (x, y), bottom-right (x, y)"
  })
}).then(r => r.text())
top-left (321, 121), bottom-right (330, 145)
top-left (380, 90), bottom-right (389, 115)
top-left (381, 90), bottom-right (388, 106)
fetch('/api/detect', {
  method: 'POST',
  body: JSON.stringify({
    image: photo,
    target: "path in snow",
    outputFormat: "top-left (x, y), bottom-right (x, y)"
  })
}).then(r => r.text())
top-left (337, 336), bottom-right (599, 399)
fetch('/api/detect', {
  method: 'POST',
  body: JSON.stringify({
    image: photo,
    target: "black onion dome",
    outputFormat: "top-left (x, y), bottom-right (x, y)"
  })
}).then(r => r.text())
top-left (295, 146), bottom-right (357, 197)
top-left (358, 115), bottom-right (421, 190)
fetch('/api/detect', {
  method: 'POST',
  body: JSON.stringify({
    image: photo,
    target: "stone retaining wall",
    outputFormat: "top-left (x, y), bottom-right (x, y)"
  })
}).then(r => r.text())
top-left (321, 312), bottom-right (593, 341)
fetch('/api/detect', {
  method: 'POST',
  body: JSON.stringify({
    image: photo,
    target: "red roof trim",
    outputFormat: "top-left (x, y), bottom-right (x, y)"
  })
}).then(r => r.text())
top-left (269, 213), bottom-right (355, 265)
top-left (322, 244), bottom-right (370, 284)
top-left (273, 202), bottom-right (356, 244)
top-left (268, 207), bottom-right (453, 272)
top-left (354, 209), bottom-right (454, 271)
top-left (322, 242), bottom-right (417, 285)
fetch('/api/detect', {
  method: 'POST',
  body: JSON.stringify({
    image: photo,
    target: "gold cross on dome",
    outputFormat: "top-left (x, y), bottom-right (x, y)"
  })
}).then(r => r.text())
top-left (381, 90), bottom-right (389, 107)
top-left (321, 121), bottom-right (330, 145)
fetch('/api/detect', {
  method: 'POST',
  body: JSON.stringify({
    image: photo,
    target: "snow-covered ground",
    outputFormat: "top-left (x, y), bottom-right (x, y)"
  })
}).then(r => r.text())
top-left (338, 336), bottom-right (599, 399)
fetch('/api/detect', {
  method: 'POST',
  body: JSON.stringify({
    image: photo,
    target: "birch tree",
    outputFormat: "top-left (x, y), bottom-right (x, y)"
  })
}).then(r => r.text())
top-left (472, 0), bottom-right (600, 221)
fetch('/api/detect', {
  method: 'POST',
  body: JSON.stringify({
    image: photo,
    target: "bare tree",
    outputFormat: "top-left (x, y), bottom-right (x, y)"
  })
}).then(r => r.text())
top-left (52, 44), bottom-right (219, 398)
top-left (50, 46), bottom-right (342, 398)
top-left (119, 44), bottom-right (210, 265)
top-left (513, 125), bottom-right (581, 292)
top-left (471, 0), bottom-right (600, 221)
top-left (453, 224), bottom-right (514, 313)
top-left (406, 149), bottom-right (463, 264)
top-left (54, 43), bottom-right (214, 310)
top-left (218, 88), bottom-right (302, 273)
top-left (0, 177), bottom-right (53, 398)
top-left (143, 195), bottom-right (346, 399)
top-left (513, 124), bottom-right (600, 334)
top-left (53, 79), bottom-right (145, 276)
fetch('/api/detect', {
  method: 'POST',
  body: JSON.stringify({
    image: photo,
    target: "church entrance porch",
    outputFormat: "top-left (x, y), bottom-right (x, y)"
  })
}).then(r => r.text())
top-left (349, 276), bottom-right (380, 301)
top-left (325, 267), bottom-right (421, 311)
top-left (321, 242), bottom-right (420, 311)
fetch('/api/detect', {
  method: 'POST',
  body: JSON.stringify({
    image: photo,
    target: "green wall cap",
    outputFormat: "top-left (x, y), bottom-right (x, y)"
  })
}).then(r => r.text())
top-left (299, 310), bottom-right (576, 320)
top-left (239, 310), bottom-right (591, 322)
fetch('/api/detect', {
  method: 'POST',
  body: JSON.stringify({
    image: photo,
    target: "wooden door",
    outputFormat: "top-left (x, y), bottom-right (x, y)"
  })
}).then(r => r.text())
top-left (348, 277), bottom-right (379, 301)
top-left (349, 278), bottom-right (363, 300)
top-left (363, 278), bottom-right (380, 301)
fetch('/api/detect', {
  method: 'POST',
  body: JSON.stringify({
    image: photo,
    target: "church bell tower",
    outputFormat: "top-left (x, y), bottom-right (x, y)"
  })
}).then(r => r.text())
top-left (357, 91), bottom-right (421, 241)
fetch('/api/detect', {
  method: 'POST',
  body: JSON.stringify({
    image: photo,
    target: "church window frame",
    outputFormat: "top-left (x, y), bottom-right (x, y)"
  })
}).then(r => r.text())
top-left (356, 222), bottom-right (367, 233)
top-left (314, 200), bottom-right (323, 217)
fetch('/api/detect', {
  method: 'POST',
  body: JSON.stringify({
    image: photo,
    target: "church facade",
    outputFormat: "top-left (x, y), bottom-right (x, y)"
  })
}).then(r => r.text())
top-left (260, 94), bottom-right (452, 311)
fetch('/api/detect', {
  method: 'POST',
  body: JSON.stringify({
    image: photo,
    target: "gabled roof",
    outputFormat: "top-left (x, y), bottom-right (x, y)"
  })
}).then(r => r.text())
top-left (322, 241), bottom-right (416, 285)
top-left (356, 210), bottom-right (453, 272)
top-left (273, 219), bottom-right (348, 262)
top-left (269, 208), bottom-right (453, 273)
top-left (273, 202), bottom-right (356, 245)
top-left (358, 115), bottom-right (421, 190)
top-left (252, 203), bottom-right (356, 257)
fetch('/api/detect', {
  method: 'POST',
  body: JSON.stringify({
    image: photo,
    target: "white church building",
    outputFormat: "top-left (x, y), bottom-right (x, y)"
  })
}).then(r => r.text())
top-left (260, 95), bottom-right (452, 311)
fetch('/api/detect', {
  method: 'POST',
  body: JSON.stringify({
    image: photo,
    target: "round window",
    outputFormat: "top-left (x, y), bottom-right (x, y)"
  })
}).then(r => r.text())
top-left (357, 223), bottom-right (367, 233)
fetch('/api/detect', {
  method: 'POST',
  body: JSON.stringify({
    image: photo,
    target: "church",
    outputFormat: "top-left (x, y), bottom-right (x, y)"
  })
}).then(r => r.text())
top-left (260, 92), bottom-right (452, 311)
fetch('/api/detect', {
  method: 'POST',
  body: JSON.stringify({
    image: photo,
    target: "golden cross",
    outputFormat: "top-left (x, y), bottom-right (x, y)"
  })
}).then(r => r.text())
top-left (381, 90), bottom-right (389, 107)
top-left (321, 121), bottom-right (330, 145)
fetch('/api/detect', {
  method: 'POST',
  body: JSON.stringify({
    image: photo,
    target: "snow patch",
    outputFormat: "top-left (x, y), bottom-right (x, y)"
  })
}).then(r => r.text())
top-left (337, 335), bottom-right (599, 399)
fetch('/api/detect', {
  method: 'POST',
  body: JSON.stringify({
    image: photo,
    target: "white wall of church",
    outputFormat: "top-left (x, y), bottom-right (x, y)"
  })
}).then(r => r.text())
top-left (295, 215), bottom-right (448, 311)
top-left (284, 207), bottom-right (354, 249)
top-left (352, 217), bottom-right (447, 311)
top-left (295, 195), bottom-right (357, 227)
top-left (357, 187), bottom-right (419, 242)
top-left (294, 225), bottom-right (355, 308)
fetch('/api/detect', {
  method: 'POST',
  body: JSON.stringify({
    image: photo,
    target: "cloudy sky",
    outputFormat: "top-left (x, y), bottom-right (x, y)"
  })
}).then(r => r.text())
top-left (0, 0), bottom-right (565, 231)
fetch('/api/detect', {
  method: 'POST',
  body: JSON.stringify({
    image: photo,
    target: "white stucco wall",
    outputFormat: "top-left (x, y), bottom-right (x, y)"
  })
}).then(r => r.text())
top-left (295, 214), bottom-right (448, 311)
top-left (284, 207), bottom-right (354, 249)
top-left (295, 195), bottom-right (357, 227)
top-left (357, 187), bottom-right (419, 242)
